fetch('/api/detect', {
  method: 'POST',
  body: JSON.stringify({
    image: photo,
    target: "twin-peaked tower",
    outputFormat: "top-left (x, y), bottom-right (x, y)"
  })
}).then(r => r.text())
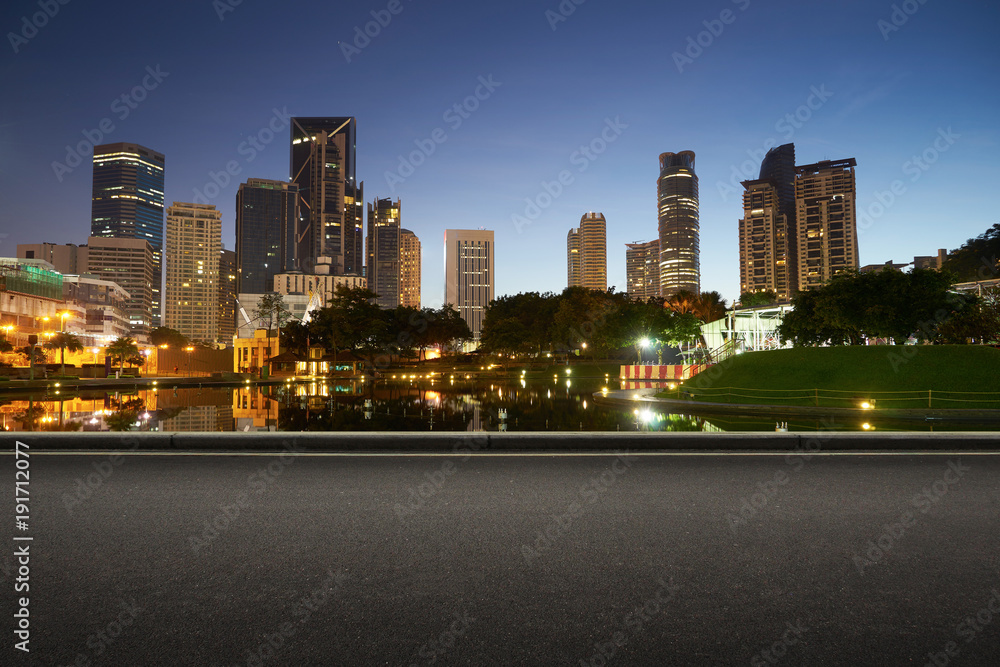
top-left (567, 212), bottom-right (607, 291)
top-left (739, 144), bottom-right (858, 302)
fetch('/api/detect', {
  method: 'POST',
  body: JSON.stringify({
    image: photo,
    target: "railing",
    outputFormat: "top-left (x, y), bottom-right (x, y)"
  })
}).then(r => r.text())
top-left (668, 386), bottom-right (1000, 409)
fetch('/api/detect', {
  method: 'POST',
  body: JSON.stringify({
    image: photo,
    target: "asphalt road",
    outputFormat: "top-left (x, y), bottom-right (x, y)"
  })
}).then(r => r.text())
top-left (2, 450), bottom-right (1000, 666)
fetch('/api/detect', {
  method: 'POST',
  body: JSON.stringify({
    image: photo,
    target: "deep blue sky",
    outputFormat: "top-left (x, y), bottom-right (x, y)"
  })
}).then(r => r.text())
top-left (2, 0), bottom-right (998, 307)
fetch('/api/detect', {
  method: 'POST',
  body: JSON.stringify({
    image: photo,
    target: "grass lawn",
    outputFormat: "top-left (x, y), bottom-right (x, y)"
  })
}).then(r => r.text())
top-left (661, 346), bottom-right (1000, 409)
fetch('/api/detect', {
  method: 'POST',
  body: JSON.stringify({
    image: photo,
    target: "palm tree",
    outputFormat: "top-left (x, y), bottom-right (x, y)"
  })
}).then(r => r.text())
top-left (107, 336), bottom-right (139, 375)
top-left (45, 332), bottom-right (84, 375)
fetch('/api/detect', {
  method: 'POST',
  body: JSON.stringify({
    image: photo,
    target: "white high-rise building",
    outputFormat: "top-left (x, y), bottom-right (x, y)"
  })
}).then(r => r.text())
top-left (164, 202), bottom-right (223, 343)
top-left (444, 229), bottom-right (494, 344)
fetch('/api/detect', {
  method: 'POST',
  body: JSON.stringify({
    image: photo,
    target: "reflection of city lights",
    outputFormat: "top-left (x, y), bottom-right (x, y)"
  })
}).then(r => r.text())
top-left (862, 423), bottom-right (875, 431)
top-left (860, 401), bottom-right (872, 410)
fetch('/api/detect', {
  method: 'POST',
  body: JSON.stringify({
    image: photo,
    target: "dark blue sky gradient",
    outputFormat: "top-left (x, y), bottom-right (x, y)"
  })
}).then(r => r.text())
top-left (2, 0), bottom-right (998, 306)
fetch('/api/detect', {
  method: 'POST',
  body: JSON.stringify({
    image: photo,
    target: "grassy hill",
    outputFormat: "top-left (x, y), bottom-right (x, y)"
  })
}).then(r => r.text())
top-left (669, 346), bottom-right (1000, 409)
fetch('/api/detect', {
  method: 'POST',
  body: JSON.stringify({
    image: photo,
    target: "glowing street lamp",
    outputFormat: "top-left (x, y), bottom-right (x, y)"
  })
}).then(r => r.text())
top-left (185, 346), bottom-right (194, 377)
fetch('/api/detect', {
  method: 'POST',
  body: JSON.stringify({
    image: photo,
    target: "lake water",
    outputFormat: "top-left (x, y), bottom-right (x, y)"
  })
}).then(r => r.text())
top-left (0, 376), bottom-right (992, 433)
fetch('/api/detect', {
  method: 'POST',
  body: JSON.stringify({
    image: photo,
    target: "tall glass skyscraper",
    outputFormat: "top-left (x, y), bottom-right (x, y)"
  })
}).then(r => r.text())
top-left (90, 142), bottom-right (165, 326)
top-left (290, 117), bottom-right (364, 275)
top-left (235, 178), bottom-right (299, 294)
top-left (657, 151), bottom-right (699, 297)
top-left (366, 197), bottom-right (401, 309)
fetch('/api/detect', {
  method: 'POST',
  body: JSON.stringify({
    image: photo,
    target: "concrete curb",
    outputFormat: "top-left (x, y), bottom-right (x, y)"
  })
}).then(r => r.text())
top-left (5, 431), bottom-right (1000, 452)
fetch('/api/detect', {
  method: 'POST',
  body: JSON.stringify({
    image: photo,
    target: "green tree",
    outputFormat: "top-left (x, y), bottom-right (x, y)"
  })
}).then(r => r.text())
top-left (106, 409), bottom-right (138, 432)
top-left (45, 331), bottom-right (84, 375)
top-left (18, 345), bottom-right (48, 366)
top-left (941, 222), bottom-right (1000, 282)
top-left (150, 327), bottom-right (189, 349)
top-left (107, 336), bottom-right (139, 374)
top-left (738, 290), bottom-right (777, 308)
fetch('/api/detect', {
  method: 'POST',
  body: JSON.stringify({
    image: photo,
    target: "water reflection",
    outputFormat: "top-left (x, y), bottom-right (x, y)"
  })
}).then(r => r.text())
top-left (0, 378), bottom-right (988, 433)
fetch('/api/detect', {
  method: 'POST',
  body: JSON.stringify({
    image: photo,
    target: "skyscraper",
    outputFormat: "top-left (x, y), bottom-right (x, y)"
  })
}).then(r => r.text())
top-left (739, 179), bottom-right (793, 302)
top-left (444, 229), bottom-right (494, 344)
top-left (657, 151), bottom-right (699, 297)
top-left (399, 229), bottom-right (421, 308)
top-left (90, 142), bottom-right (165, 325)
top-left (366, 197), bottom-right (401, 309)
top-left (567, 212), bottom-right (607, 291)
top-left (235, 178), bottom-right (299, 294)
top-left (85, 236), bottom-right (155, 335)
top-left (290, 117), bottom-right (363, 275)
top-left (163, 203), bottom-right (222, 343)
top-left (625, 240), bottom-right (660, 301)
top-left (794, 159), bottom-right (859, 291)
top-left (218, 248), bottom-right (237, 343)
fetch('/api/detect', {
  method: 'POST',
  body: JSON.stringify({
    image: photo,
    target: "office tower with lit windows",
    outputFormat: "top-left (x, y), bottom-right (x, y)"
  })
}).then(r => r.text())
top-left (235, 178), bottom-right (299, 294)
top-left (739, 179), bottom-right (793, 302)
top-left (400, 229), bottom-right (421, 308)
top-left (90, 142), bottom-right (165, 325)
top-left (626, 239), bottom-right (660, 301)
top-left (366, 197), bottom-right (402, 308)
top-left (290, 117), bottom-right (363, 275)
top-left (84, 236), bottom-right (155, 335)
top-left (567, 212), bottom-right (607, 291)
top-left (218, 248), bottom-right (237, 343)
top-left (794, 159), bottom-right (859, 291)
top-left (444, 229), bottom-right (493, 343)
top-left (657, 151), bottom-right (699, 297)
top-left (163, 203), bottom-right (222, 343)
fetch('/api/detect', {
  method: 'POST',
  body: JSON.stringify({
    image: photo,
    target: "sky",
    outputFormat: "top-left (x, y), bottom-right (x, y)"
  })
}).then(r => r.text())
top-left (1, 0), bottom-right (998, 308)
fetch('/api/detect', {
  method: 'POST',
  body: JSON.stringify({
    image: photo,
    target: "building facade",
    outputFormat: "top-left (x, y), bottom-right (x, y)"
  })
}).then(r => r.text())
top-left (290, 117), bottom-right (364, 275)
top-left (0, 258), bottom-right (64, 347)
top-left (657, 151), bottom-right (700, 297)
top-left (625, 240), bottom-right (660, 301)
top-left (235, 178), bottom-right (299, 294)
top-left (163, 203), bottom-right (222, 343)
top-left (90, 143), bottom-right (165, 325)
top-left (567, 212), bottom-right (607, 291)
top-left (273, 256), bottom-right (367, 303)
top-left (62, 274), bottom-right (131, 343)
top-left (794, 159), bottom-right (859, 291)
top-left (17, 243), bottom-right (89, 275)
top-left (400, 229), bottom-right (421, 308)
top-left (738, 179), bottom-right (794, 303)
top-left (84, 236), bottom-right (155, 336)
top-left (366, 197), bottom-right (401, 308)
top-left (444, 229), bottom-right (494, 343)
top-left (218, 248), bottom-right (237, 343)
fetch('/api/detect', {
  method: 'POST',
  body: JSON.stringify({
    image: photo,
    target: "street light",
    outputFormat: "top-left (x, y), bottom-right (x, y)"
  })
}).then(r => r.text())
top-left (185, 346), bottom-right (194, 377)
top-left (59, 311), bottom-right (70, 333)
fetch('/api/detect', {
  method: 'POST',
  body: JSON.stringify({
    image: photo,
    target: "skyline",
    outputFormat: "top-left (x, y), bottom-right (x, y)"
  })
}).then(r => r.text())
top-left (1, 0), bottom-right (998, 308)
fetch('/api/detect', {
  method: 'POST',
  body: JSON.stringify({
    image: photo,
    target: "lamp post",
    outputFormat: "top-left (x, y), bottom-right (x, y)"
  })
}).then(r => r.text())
top-left (185, 346), bottom-right (194, 377)
top-left (92, 347), bottom-right (100, 379)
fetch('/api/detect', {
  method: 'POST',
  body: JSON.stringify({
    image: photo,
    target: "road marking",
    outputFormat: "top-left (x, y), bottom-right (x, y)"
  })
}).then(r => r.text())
top-left (7, 451), bottom-right (1000, 458)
